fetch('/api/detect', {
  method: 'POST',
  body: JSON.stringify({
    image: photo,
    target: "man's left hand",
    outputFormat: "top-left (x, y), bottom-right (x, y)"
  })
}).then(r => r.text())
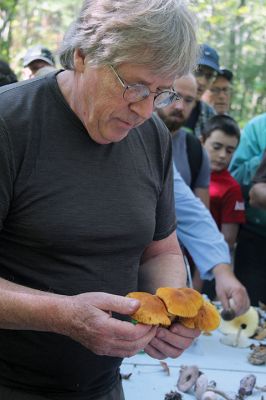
top-left (144, 322), bottom-right (200, 360)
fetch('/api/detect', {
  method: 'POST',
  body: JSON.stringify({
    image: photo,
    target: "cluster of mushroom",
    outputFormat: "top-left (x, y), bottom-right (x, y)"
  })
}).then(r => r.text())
top-left (126, 287), bottom-right (220, 332)
top-left (177, 367), bottom-right (263, 400)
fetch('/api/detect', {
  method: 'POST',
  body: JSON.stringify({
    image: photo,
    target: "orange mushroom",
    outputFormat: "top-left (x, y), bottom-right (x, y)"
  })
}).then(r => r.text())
top-left (180, 300), bottom-right (221, 332)
top-left (156, 287), bottom-right (204, 319)
top-left (126, 291), bottom-right (171, 326)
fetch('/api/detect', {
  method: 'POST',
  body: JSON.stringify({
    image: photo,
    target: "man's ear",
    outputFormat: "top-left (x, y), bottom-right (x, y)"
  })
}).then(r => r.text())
top-left (73, 49), bottom-right (86, 72)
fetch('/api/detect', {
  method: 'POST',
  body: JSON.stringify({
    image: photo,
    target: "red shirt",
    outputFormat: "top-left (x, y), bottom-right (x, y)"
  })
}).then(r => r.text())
top-left (210, 169), bottom-right (245, 229)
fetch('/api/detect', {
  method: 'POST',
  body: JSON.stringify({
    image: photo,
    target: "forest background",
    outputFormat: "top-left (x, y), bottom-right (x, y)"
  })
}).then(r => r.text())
top-left (1, 0), bottom-right (265, 127)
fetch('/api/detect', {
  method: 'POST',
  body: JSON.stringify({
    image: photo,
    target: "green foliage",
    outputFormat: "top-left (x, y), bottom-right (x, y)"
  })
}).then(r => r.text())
top-left (0, 0), bottom-right (18, 59)
top-left (192, 0), bottom-right (266, 126)
top-left (1, 0), bottom-right (265, 126)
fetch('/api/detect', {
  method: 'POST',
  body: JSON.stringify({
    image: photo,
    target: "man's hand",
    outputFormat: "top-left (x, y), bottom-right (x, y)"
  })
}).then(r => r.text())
top-left (213, 264), bottom-right (250, 316)
top-left (144, 323), bottom-right (200, 360)
top-left (59, 292), bottom-right (157, 358)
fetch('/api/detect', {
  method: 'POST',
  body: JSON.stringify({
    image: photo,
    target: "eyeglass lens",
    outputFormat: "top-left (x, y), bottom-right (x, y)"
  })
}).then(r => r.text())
top-left (110, 65), bottom-right (180, 108)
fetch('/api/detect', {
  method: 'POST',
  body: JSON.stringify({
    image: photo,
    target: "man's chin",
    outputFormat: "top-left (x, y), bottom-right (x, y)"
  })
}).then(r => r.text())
top-left (165, 119), bottom-right (184, 132)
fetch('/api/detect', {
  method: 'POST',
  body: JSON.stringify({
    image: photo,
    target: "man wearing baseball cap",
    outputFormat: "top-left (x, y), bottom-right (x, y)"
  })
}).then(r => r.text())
top-left (202, 67), bottom-right (234, 115)
top-left (183, 43), bottom-right (220, 138)
top-left (23, 44), bottom-right (57, 78)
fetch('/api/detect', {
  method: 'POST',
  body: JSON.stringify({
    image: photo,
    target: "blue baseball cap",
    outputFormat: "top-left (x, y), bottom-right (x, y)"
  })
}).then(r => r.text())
top-left (198, 44), bottom-right (220, 72)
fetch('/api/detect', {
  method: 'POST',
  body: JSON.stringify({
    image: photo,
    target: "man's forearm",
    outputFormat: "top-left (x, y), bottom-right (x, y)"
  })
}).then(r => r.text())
top-left (0, 277), bottom-right (67, 332)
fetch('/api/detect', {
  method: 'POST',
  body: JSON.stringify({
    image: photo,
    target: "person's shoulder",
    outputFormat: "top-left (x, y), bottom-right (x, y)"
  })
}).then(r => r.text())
top-left (0, 72), bottom-right (57, 115)
top-left (199, 100), bottom-right (216, 116)
top-left (141, 112), bottom-right (171, 138)
top-left (0, 75), bottom-right (44, 103)
top-left (243, 113), bottom-right (266, 133)
top-left (223, 169), bottom-right (242, 190)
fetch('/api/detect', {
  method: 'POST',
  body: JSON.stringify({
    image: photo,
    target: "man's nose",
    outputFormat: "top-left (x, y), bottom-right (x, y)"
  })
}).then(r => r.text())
top-left (218, 148), bottom-right (227, 158)
top-left (218, 90), bottom-right (226, 98)
top-left (173, 98), bottom-right (184, 110)
top-left (129, 96), bottom-right (154, 120)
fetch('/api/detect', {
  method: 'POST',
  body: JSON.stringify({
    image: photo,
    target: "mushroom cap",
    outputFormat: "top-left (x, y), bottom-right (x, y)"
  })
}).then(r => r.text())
top-left (180, 301), bottom-right (221, 331)
top-left (156, 287), bottom-right (203, 318)
top-left (219, 306), bottom-right (259, 338)
top-left (126, 292), bottom-right (171, 326)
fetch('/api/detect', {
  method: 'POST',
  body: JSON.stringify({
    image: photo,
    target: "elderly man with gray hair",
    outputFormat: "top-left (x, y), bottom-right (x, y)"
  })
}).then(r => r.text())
top-left (0, 0), bottom-right (199, 399)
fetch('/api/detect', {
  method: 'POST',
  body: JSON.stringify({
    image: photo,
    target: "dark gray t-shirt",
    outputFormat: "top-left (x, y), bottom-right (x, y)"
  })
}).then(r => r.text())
top-left (0, 72), bottom-right (176, 399)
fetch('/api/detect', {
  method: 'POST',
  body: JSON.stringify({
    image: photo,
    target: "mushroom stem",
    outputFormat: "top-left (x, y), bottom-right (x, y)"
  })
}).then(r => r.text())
top-left (255, 386), bottom-right (266, 392)
top-left (234, 326), bottom-right (243, 347)
top-left (206, 387), bottom-right (234, 400)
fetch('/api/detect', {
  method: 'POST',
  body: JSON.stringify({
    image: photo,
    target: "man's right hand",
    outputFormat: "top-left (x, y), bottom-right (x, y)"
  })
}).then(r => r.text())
top-left (58, 292), bottom-right (158, 358)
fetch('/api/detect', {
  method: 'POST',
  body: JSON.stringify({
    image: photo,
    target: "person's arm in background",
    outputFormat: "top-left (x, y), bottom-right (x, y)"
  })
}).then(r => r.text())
top-left (219, 182), bottom-right (245, 259)
top-left (173, 166), bottom-right (250, 316)
top-left (229, 114), bottom-right (266, 186)
top-left (249, 183), bottom-right (266, 209)
top-left (249, 151), bottom-right (266, 209)
top-left (220, 223), bottom-right (239, 255)
top-left (193, 146), bottom-right (210, 208)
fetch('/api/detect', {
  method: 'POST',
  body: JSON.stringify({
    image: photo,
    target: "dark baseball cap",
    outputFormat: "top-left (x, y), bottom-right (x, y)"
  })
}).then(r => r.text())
top-left (197, 44), bottom-right (220, 72)
top-left (218, 68), bottom-right (234, 82)
top-left (23, 45), bottom-right (55, 67)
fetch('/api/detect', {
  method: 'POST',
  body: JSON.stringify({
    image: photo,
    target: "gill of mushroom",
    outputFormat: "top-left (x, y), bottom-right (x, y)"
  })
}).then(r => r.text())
top-left (238, 374), bottom-right (256, 397)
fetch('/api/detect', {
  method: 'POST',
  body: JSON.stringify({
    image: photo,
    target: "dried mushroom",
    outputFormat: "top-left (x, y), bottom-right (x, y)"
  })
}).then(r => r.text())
top-left (177, 365), bottom-right (200, 392)
top-left (238, 374), bottom-right (256, 396)
top-left (164, 391), bottom-right (183, 400)
top-left (248, 343), bottom-right (266, 365)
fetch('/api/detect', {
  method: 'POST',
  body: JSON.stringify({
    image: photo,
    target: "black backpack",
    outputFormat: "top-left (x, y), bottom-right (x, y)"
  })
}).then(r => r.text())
top-left (185, 132), bottom-right (203, 190)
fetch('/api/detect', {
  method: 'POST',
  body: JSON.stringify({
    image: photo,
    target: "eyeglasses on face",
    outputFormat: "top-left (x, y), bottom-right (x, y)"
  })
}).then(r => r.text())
top-left (210, 87), bottom-right (232, 95)
top-left (195, 67), bottom-right (218, 81)
top-left (109, 65), bottom-right (182, 109)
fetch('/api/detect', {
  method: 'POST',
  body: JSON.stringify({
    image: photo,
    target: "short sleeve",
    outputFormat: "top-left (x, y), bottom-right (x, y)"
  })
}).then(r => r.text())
top-left (194, 147), bottom-right (210, 188)
top-left (221, 184), bottom-right (246, 224)
top-left (0, 120), bottom-right (14, 229)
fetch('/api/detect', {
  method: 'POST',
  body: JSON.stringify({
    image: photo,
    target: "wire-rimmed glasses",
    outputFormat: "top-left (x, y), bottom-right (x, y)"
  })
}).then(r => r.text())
top-left (109, 65), bottom-right (181, 109)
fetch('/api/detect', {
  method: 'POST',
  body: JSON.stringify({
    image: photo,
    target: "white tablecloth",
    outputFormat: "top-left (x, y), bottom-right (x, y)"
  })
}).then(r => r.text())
top-left (121, 330), bottom-right (266, 400)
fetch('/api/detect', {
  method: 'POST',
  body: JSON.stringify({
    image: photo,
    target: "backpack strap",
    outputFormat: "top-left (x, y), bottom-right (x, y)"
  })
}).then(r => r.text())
top-left (185, 132), bottom-right (203, 190)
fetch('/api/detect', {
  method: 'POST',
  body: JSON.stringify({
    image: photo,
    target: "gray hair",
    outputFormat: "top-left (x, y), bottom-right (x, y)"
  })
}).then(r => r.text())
top-left (59, 0), bottom-right (198, 78)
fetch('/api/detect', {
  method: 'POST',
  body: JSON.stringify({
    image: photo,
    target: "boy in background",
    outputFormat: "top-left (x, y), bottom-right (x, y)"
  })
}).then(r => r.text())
top-left (201, 115), bottom-right (245, 300)
top-left (202, 115), bottom-right (245, 254)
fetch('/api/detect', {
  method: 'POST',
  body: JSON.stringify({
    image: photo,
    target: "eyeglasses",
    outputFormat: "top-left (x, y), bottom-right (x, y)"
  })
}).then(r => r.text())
top-left (210, 87), bottom-right (232, 95)
top-left (195, 67), bottom-right (218, 81)
top-left (109, 65), bottom-right (181, 109)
